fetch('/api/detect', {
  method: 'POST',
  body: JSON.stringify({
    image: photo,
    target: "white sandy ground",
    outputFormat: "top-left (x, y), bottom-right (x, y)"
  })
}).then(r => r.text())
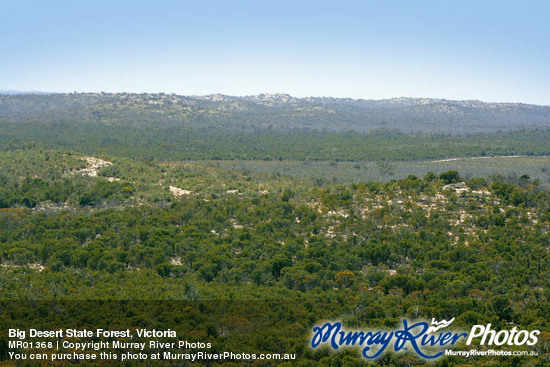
top-left (1, 263), bottom-right (44, 272)
top-left (431, 155), bottom-right (522, 163)
top-left (169, 186), bottom-right (192, 196)
top-left (72, 156), bottom-right (120, 181)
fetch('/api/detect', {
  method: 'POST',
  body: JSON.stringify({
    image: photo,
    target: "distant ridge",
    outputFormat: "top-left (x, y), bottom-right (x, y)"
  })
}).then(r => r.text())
top-left (192, 93), bottom-right (549, 108)
top-left (1, 91), bottom-right (547, 107)
top-left (1, 92), bottom-right (549, 134)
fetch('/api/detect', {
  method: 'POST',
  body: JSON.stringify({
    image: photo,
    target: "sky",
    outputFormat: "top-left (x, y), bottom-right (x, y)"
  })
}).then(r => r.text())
top-left (1, 0), bottom-right (549, 105)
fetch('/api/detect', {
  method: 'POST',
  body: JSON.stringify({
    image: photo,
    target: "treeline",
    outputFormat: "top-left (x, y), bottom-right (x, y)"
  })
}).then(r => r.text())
top-left (0, 175), bottom-right (134, 208)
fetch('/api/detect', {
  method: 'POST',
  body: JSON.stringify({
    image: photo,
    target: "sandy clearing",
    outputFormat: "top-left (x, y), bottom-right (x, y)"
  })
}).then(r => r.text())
top-left (73, 156), bottom-right (113, 177)
top-left (431, 155), bottom-right (522, 163)
top-left (169, 186), bottom-right (192, 196)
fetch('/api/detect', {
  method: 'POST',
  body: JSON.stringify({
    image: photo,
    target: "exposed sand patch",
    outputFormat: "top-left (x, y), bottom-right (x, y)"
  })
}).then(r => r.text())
top-left (327, 209), bottom-right (349, 218)
top-left (73, 156), bottom-right (113, 177)
top-left (230, 219), bottom-right (243, 229)
top-left (442, 183), bottom-right (469, 194)
top-left (170, 257), bottom-right (183, 266)
top-left (431, 155), bottom-right (522, 163)
top-left (169, 186), bottom-right (192, 196)
top-left (2, 263), bottom-right (45, 272)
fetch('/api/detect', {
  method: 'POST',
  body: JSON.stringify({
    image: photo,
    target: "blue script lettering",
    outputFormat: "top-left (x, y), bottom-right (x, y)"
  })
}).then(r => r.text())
top-left (311, 319), bottom-right (468, 360)
top-left (311, 322), bottom-right (341, 349)
top-left (361, 330), bottom-right (394, 359)
top-left (394, 320), bottom-right (443, 359)
top-left (311, 322), bottom-right (393, 359)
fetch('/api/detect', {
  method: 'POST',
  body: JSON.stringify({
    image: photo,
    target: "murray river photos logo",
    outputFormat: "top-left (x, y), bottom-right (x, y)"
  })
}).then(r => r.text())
top-left (310, 318), bottom-right (540, 360)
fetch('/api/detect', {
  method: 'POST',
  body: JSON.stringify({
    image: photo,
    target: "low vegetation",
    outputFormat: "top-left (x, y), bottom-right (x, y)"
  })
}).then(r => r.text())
top-left (0, 148), bottom-right (548, 365)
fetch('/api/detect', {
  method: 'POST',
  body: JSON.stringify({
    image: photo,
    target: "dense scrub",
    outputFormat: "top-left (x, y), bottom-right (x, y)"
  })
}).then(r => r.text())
top-left (0, 149), bottom-right (549, 365)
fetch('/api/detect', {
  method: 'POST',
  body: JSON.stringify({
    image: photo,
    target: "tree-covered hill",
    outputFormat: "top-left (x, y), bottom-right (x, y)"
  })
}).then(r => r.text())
top-left (1, 93), bottom-right (549, 134)
top-left (2, 93), bottom-right (549, 165)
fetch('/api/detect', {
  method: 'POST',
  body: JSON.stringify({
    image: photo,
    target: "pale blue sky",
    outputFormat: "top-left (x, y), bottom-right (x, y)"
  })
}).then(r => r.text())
top-left (1, 0), bottom-right (549, 104)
